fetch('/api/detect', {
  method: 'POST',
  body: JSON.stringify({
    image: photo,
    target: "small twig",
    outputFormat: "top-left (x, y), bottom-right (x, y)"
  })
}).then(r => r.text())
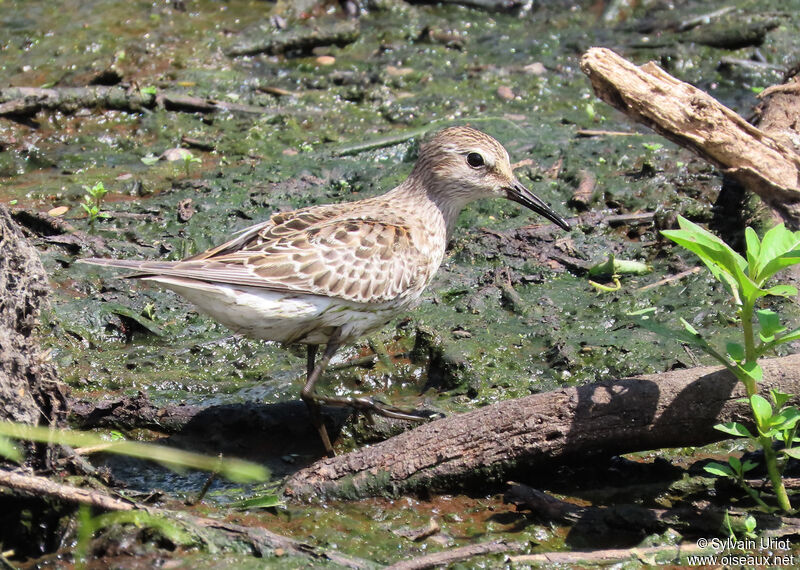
top-left (509, 543), bottom-right (711, 566)
top-left (682, 344), bottom-right (702, 367)
top-left (636, 267), bottom-right (701, 291)
top-left (605, 212), bottom-right (656, 226)
top-left (675, 5), bottom-right (736, 32)
top-left (181, 135), bottom-right (216, 151)
top-left (0, 469), bottom-right (134, 511)
top-left (73, 442), bottom-right (115, 455)
top-left (575, 129), bottom-right (642, 137)
top-left (384, 539), bottom-right (523, 570)
top-left (335, 128), bottom-right (428, 157)
top-left (187, 459), bottom-right (220, 506)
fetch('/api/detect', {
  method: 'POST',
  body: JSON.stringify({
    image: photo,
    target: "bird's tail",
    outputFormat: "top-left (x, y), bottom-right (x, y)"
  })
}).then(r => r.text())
top-left (78, 258), bottom-right (178, 275)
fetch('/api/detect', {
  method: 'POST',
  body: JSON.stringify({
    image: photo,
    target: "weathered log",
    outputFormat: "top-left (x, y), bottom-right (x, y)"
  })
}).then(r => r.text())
top-left (579, 47), bottom-right (800, 227)
top-left (0, 205), bottom-right (68, 467)
top-left (283, 354), bottom-right (800, 500)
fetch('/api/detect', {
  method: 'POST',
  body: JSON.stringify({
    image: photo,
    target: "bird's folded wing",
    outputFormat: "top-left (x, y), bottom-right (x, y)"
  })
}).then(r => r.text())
top-left (84, 217), bottom-right (428, 304)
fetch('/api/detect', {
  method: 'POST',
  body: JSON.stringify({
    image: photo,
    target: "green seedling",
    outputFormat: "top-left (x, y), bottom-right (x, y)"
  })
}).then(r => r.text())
top-left (81, 181), bottom-right (110, 230)
top-left (182, 151), bottom-right (201, 176)
top-left (142, 302), bottom-right (157, 321)
top-left (642, 142), bottom-right (664, 152)
top-left (630, 216), bottom-right (800, 512)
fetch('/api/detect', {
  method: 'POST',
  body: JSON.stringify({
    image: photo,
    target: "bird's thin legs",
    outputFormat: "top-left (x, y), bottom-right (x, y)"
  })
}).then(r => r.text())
top-left (302, 327), bottom-right (432, 456)
top-left (301, 341), bottom-right (339, 457)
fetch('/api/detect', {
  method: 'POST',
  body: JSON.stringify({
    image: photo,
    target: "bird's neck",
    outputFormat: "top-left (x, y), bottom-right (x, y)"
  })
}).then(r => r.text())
top-left (387, 178), bottom-right (465, 240)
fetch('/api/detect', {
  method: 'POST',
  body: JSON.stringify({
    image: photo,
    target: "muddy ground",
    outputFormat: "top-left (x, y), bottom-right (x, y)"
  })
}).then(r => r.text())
top-left (2, 0), bottom-right (800, 567)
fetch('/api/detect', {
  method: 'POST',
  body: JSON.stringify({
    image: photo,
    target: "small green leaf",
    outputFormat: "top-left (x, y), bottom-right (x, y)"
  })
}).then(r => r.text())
top-left (714, 422), bottom-right (753, 438)
top-left (741, 460), bottom-right (758, 473)
top-left (782, 447), bottom-right (800, 460)
top-left (771, 389), bottom-right (791, 409)
top-left (141, 154), bottom-right (160, 166)
top-left (750, 394), bottom-right (773, 428)
top-left (726, 342), bottom-right (745, 362)
top-left (704, 462), bottom-right (735, 477)
top-left (628, 307), bottom-right (657, 317)
top-left (0, 435), bottom-right (23, 463)
top-left (766, 326), bottom-right (800, 348)
top-left (728, 455), bottom-right (742, 473)
top-left (744, 514), bottom-right (757, 536)
top-left (231, 494), bottom-right (283, 510)
top-left (764, 284), bottom-right (799, 298)
top-left (749, 223), bottom-right (800, 284)
top-left (771, 407), bottom-right (800, 430)
top-left (740, 361), bottom-right (763, 383)
top-left (744, 227), bottom-right (760, 271)
top-left (679, 317), bottom-right (700, 336)
top-left (756, 309), bottom-right (786, 340)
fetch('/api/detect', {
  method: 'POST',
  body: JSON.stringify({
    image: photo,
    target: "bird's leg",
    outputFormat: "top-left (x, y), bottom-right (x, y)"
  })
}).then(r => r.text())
top-left (302, 328), bottom-right (433, 456)
top-left (301, 336), bottom-right (342, 457)
top-left (311, 340), bottom-right (430, 423)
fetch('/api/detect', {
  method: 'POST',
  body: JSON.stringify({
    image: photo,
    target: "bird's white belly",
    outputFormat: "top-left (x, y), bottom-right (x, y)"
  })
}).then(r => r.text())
top-left (145, 276), bottom-right (406, 345)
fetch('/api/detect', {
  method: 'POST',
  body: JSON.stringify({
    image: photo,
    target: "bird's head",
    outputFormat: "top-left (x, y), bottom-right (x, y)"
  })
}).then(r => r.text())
top-left (414, 126), bottom-right (570, 231)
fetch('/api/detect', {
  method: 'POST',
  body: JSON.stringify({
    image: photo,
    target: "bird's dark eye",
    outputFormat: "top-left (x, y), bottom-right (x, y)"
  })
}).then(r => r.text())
top-left (466, 152), bottom-right (485, 168)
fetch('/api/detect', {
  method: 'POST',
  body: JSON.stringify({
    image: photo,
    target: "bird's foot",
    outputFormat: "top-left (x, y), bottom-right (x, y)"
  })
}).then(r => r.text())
top-left (315, 394), bottom-right (441, 422)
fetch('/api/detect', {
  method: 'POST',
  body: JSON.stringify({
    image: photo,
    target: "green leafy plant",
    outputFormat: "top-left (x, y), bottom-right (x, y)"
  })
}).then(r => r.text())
top-left (0, 421), bottom-right (268, 483)
top-left (631, 216), bottom-right (800, 512)
top-left (80, 181), bottom-right (110, 230)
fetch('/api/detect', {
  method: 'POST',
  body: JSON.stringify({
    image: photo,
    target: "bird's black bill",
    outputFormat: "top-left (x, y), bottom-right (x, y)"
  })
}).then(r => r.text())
top-left (506, 182), bottom-right (571, 231)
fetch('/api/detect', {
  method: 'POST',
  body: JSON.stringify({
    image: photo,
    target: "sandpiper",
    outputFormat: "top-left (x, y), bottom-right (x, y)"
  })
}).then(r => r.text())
top-left (81, 126), bottom-right (570, 456)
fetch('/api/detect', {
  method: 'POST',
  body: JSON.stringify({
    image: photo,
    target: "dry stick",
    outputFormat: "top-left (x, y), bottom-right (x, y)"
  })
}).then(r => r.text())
top-left (0, 469), bottom-right (134, 511)
top-left (384, 539), bottom-right (523, 570)
top-left (579, 47), bottom-right (800, 226)
top-left (0, 469), bottom-right (370, 569)
top-left (509, 543), bottom-right (711, 566)
top-left (575, 129), bottom-right (642, 137)
top-left (636, 267), bottom-right (701, 292)
top-left (0, 86), bottom-right (275, 117)
top-left (284, 354), bottom-right (800, 500)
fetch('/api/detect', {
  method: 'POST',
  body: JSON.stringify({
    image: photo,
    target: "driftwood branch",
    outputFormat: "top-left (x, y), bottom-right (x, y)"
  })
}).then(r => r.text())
top-left (580, 47), bottom-right (800, 226)
top-left (283, 354), bottom-right (800, 500)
